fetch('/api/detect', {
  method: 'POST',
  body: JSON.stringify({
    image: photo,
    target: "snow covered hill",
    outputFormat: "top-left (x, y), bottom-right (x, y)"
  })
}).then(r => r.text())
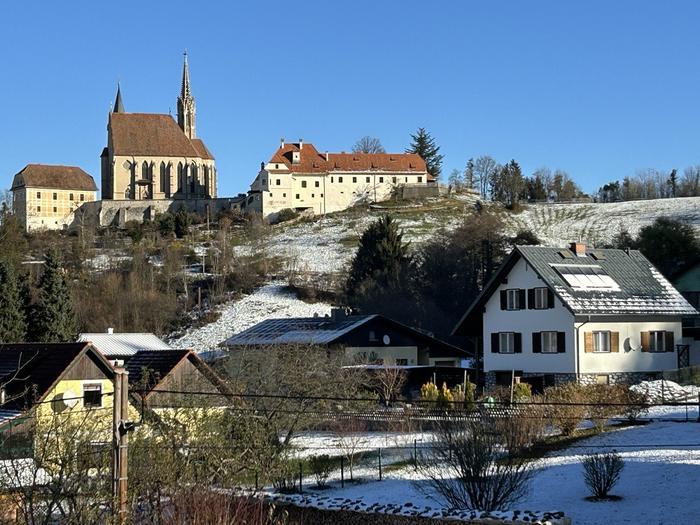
top-left (235, 196), bottom-right (700, 275)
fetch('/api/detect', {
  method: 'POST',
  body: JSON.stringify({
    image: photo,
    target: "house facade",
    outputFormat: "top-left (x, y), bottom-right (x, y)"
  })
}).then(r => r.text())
top-left (11, 164), bottom-right (97, 231)
top-left (245, 140), bottom-right (431, 218)
top-left (453, 243), bottom-right (697, 390)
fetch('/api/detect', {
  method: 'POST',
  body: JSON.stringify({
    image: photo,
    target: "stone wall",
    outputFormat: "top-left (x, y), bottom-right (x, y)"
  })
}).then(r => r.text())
top-left (398, 183), bottom-right (440, 200)
top-left (484, 370), bottom-right (661, 390)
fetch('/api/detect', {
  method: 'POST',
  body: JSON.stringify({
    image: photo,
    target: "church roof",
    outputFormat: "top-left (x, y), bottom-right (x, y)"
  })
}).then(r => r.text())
top-left (268, 142), bottom-right (428, 176)
top-left (11, 164), bottom-right (97, 191)
top-left (109, 113), bottom-right (212, 159)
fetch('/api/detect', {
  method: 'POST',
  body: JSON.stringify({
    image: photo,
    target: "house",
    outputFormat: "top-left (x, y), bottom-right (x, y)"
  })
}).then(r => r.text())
top-left (10, 164), bottom-right (98, 231)
top-left (672, 263), bottom-right (700, 367)
top-left (126, 349), bottom-right (230, 410)
top-left (225, 309), bottom-right (472, 389)
top-left (78, 330), bottom-right (173, 363)
top-left (453, 243), bottom-right (698, 391)
top-left (245, 139), bottom-right (433, 219)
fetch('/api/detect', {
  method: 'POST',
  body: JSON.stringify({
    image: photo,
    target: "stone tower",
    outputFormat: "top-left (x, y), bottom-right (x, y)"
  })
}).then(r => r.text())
top-left (177, 52), bottom-right (196, 139)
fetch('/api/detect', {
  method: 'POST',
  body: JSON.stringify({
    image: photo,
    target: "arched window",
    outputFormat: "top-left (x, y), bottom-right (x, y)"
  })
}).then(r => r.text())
top-left (190, 162), bottom-right (198, 194)
top-left (142, 161), bottom-right (150, 181)
top-left (160, 162), bottom-right (169, 196)
top-left (203, 165), bottom-right (210, 196)
top-left (177, 162), bottom-right (184, 193)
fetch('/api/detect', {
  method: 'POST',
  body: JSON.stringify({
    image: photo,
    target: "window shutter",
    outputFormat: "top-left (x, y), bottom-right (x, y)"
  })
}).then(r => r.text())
top-left (547, 289), bottom-right (555, 309)
top-left (665, 331), bottom-right (675, 352)
top-left (500, 291), bottom-right (507, 310)
top-left (611, 332), bottom-right (620, 353)
top-left (557, 332), bottom-right (566, 353)
top-left (518, 290), bottom-right (526, 310)
top-left (514, 333), bottom-right (522, 353)
top-left (640, 331), bottom-right (650, 352)
top-left (584, 332), bottom-right (593, 353)
top-left (528, 289), bottom-right (535, 310)
top-left (532, 332), bottom-right (541, 353)
top-left (491, 333), bottom-right (500, 353)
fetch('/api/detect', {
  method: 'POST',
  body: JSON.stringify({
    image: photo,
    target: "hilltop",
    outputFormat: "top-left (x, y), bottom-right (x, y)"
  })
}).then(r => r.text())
top-left (235, 195), bottom-right (700, 276)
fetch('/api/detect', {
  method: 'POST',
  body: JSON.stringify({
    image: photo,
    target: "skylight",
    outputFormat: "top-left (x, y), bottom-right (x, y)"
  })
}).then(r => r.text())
top-left (551, 264), bottom-right (620, 291)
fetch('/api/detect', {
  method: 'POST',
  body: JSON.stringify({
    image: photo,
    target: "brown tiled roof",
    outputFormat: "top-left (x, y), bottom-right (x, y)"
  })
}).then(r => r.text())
top-left (11, 164), bottom-right (97, 191)
top-left (109, 113), bottom-right (213, 159)
top-left (268, 143), bottom-right (428, 175)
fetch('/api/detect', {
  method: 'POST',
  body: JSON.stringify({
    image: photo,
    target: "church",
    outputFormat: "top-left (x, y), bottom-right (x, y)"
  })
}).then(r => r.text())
top-left (100, 53), bottom-right (218, 202)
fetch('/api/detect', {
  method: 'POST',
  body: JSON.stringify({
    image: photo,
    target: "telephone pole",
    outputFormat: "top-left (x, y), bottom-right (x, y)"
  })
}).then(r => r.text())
top-left (112, 367), bottom-right (129, 524)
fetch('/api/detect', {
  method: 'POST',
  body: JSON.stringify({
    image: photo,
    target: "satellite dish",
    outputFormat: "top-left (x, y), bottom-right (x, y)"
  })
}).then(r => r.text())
top-left (383, 334), bottom-right (391, 345)
top-left (51, 390), bottom-right (79, 413)
top-left (626, 337), bottom-right (641, 352)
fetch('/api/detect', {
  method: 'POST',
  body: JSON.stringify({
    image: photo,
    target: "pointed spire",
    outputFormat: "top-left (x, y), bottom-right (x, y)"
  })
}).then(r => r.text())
top-left (113, 83), bottom-right (125, 113)
top-left (181, 51), bottom-right (191, 99)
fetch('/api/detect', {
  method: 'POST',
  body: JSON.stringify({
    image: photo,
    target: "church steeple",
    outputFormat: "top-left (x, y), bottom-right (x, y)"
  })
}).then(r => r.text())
top-left (113, 83), bottom-right (125, 113)
top-left (177, 52), bottom-right (196, 139)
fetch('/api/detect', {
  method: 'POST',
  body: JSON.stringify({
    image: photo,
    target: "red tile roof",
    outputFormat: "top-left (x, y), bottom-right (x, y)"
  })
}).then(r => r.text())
top-left (109, 113), bottom-right (213, 160)
top-left (11, 164), bottom-right (97, 191)
top-left (268, 142), bottom-right (428, 175)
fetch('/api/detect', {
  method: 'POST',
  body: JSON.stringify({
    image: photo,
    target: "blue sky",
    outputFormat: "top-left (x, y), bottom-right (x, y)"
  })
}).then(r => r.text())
top-left (2, 1), bottom-right (700, 196)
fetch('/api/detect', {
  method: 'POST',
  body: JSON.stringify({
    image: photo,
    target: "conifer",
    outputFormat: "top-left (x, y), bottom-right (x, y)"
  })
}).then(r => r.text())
top-left (30, 250), bottom-right (77, 342)
top-left (0, 261), bottom-right (27, 343)
top-left (406, 127), bottom-right (444, 179)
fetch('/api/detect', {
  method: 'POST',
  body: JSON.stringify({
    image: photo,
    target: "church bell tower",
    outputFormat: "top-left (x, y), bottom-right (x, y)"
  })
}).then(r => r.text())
top-left (177, 52), bottom-right (196, 139)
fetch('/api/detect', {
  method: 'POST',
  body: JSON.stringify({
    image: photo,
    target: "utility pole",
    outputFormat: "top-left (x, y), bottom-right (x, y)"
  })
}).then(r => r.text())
top-left (112, 367), bottom-right (130, 524)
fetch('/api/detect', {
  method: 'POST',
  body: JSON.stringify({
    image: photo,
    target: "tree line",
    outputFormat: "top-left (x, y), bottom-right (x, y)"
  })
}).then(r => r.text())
top-left (598, 166), bottom-right (700, 202)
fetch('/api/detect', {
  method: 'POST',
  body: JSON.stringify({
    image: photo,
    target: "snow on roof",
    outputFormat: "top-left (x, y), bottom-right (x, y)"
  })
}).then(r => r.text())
top-left (225, 315), bottom-right (375, 346)
top-left (78, 332), bottom-right (172, 357)
top-left (0, 408), bottom-right (23, 427)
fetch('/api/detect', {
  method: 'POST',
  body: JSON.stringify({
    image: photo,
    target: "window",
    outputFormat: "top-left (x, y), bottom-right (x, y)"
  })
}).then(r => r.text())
top-left (320, 193), bottom-right (323, 197)
top-left (339, 177), bottom-right (343, 183)
top-left (366, 176), bottom-right (370, 183)
top-left (499, 332), bottom-right (516, 354)
top-left (276, 179), bottom-right (281, 185)
top-left (53, 206), bottom-right (57, 213)
top-left (434, 360), bottom-right (455, 367)
top-left (417, 176), bottom-right (423, 183)
top-left (596, 374), bottom-right (610, 385)
top-left (80, 194), bottom-right (84, 201)
top-left (501, 289), bottom-right (525, 310)
top-left (541, 332), bottom-right (558, 353)
top-left (301, 181), bottom-right (307, 188)
top-left (369, 330), bottom-right (378, 342)
top-left (53, 193), bottom-right (57, 200)
top-left (352, 177), bottom-right (357, 183)
top-left (311, 194), bottom-right (315, 198)
top-left (69, 193), bottom-right (74, 201)
top-left (396, 358), bottom-right (408, 366)
top-left (37, 206), bottom-right (41, 212)
top-left (331, 177), bottom-right (334, 183)
top-left (649, 331), bottom-right (667, 352)
top-left (295, 194), bottom-right (300, 199)
top-left (261, 179), bottom-right (266, 185)
top-left (283, 193), bottom-right (286, 198)
top-left (315, 181), bottom-right (320, 187)
top-left (379, 176), bottom-right (384, 183)
top-left (593, 331), bottom-right (611, 353)
top-left (392, 177), bottom-right (397, 183)
top-left (275, 163), bottom-right (279, 169)
top-left (36, 192), bottom-right (41, 199)
top-left (83, 384), bottom-right (102, 408)
top-left (530, 287), bottom-right (552, 309)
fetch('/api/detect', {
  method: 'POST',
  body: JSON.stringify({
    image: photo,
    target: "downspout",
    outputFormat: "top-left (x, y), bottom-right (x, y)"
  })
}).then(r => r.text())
top-left (574, 316), bottom-right (592, 381)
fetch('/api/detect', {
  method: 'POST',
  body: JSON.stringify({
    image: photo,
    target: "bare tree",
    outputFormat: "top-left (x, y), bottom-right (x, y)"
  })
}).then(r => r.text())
top-left (334, 416), bottom-right (368, 481)
top-left (370, 365), bottom-right (407, 406)
top-left (352, 136), bottom-right (385, 154)
top-left (415, 420), bottom-right (534, 512)
top-left (472, 156), bottom-right (500, 199)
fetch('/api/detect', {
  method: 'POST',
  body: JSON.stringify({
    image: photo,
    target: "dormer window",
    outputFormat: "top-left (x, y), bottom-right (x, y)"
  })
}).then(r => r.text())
top-left (292, 151), bottom-right (301, 164)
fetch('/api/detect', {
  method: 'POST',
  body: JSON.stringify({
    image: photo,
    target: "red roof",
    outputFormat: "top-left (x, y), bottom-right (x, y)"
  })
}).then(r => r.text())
top-left (268, 142), bottom-right (428, 175)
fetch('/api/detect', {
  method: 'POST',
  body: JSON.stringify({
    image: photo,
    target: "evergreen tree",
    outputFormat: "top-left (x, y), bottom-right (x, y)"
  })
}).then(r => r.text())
top-left (636, 217), bottom-right (700, 277)
top-left (667, 169), bottom-right (678, 198)
top-left (463, 158), bottom-right (476, 189)
top-left (174, 208), bottom-right (192, 238)
top-left (345, 216), bottom-right (413, 317)
top-left (0, 261), bottom-right (27, 343)
top-left (491, 160), bottom-right (524, 209)
top-left (30, 250), bottom-right (77, 342)
top-left (406, 128), bottom-right (444, 180)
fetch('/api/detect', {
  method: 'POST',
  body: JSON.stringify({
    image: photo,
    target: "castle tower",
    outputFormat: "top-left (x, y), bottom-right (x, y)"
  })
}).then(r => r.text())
top-left (177, 52), bottom-right (196, 139)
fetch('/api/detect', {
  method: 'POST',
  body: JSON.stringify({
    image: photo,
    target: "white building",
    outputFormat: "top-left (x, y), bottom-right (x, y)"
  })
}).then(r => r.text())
top-left (453, 243), bottom-right (698, 390)
top-left (245, 140), bottom-right (432, 218)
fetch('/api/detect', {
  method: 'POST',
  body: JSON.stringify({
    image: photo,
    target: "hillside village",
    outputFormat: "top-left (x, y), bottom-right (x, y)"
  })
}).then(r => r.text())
top-left (4, 23), bottom-right (700, 525)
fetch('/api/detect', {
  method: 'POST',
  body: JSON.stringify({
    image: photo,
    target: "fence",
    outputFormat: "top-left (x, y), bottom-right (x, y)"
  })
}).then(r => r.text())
top-left (662, 365), bottom-right (700, 387)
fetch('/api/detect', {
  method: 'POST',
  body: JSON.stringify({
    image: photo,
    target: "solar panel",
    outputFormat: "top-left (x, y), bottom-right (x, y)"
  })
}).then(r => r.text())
top-left (551, 264), bottom-right (620, 291)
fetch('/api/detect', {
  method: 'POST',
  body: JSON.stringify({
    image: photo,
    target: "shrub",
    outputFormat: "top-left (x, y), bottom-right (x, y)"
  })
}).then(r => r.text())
top-left (271, 461), bottom-right (298, 493)
top-left (496, 397), bottom-right (547, 455)
top-left (157, 212), bottom-right (176, 237)
top-left (545, 382), bottom-right (587, 436)
top-left (585, 385), bottom-right (620, 432)
top-left (308, 454), bottom-right (334, 488)
top-left (274, 208), bottom-right (299, 224)
top-left (582, 451), bottom-right (624, 498)
top-left (512, 382), bottom-right (532, 401)
top-left (616, 386), bottom-right (649, 422)
top-left (451, 381), bottom-right (476, 411)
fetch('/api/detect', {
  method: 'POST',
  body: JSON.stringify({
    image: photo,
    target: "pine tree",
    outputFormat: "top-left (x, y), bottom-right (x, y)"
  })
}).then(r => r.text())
top-left (406, 128), bottom-right (444, 180)
top-left (0, 261), bottom-right (27, 343)
top-left (346, 215), bottom-right (411, 298)
top-left (30, 250), bottom-right (77, 342)
top-left (668, 169), bottom-right (678, 198)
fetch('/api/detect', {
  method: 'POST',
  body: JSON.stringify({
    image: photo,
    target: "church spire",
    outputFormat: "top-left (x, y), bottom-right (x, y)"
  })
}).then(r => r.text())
top-left (113, 83), bottom-right (125, 113)
top-left (177, 51), bottom-right (196, 139)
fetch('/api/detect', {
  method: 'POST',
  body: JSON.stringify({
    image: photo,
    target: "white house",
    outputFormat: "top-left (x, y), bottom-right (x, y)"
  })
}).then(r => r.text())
top-left (453, 243), bottom-right (698, 391)
top-left (245, 139), bottom-right (432, 219)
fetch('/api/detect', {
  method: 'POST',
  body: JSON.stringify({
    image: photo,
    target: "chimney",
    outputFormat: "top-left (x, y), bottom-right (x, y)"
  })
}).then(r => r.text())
top-left (299, 138), bottom-right (303, 150)
top-left (107, 327), bottom-right (114, 335)
top-left (325, 151), bottom-right (329, 162)
top-left (280, 138), bottom-right (285, 149)
top-left (569, 242), bottom-right (587, 257)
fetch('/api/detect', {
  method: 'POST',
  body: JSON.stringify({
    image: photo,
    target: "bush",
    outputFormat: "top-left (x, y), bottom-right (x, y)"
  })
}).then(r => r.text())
top-left (616, 386), bottom-right (649, 422)
top-left (421, 382), bottom-right (454, 409)
top-left (274, 208), bottom-right (299, 224)
top-left (545, 382), bottom-right (587, 436)
top-left (157, 212), bottom-right (176, 237)
top-left (582, 451), bottom-right (624, 499)
top-left (308, 454), bottom-right (334, 488)
top-left (585, 385), bottom-right (620, 432)
top-left (271, 461), bottom-right (299, 493)
top-left (512, 382), bottom-right (532, 401)
top-left (495, 397), bottom-right (547, 455)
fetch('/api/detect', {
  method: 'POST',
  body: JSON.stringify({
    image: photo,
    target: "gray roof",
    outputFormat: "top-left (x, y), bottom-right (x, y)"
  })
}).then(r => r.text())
top-left (517, 246), bottom-right (698, 316)
top-left (78, 333), bottom-right (172, 358)
top-left (225, 315), bottom-right (373, 346)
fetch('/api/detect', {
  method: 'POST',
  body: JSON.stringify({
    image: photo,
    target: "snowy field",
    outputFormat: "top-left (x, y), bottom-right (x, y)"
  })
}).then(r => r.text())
top-left (168, 283), bottom-right (332, 354)
top-left (234, 196), bottom-right (700, 275)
